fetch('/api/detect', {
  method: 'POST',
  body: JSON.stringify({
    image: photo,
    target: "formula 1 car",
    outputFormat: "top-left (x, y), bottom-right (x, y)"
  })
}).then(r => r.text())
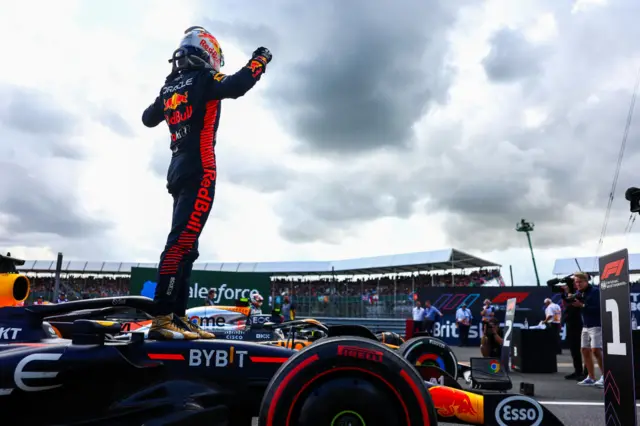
top-left (116, 304), bottom-right (283, 343)
top-left (0, 259), bottom-right (565, 425)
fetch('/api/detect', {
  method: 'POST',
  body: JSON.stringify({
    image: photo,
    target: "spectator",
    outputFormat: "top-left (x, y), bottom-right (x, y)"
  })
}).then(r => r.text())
top-left (456, 303), bottom-right (473, 346)
top-left (205, 289), bottom-right (216, 306)
top-left (543, 298), bottom-right (562, 355)
top-left (281, 296), bottom-right (295, 321)
top-left (480, 299), bottom-right (495, 334)
top-left (270, 307), bottom-right (284, 324)
top-left (423, 300), bottom-right (442, 337)
top-left (481, 318), bottom-right (503, 358)
top-left (412, 301), bottom-right (425, 333)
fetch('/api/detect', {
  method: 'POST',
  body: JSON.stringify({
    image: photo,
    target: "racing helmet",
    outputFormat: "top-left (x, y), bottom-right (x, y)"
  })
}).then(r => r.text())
top-left (251, 293), bottom-right (264, 307)
top-left (170, 26), bottom-right (225, 73)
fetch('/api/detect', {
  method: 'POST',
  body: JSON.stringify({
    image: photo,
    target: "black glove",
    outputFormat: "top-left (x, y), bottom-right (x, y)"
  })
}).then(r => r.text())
top-left (252, 47), bottom-right (272, 66)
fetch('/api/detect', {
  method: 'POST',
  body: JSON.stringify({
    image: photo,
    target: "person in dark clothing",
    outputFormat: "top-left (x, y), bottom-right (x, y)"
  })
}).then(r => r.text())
top-left (270, 307), bottom-right (284, 324)
top-left (481, 318), bottom-right (504, 358)
top-left (562, 286), bottom-right (586, 380)
top-left (142, 25), bottom-right (271, 340)
top-left (204, 289), bottom-right (216, 306)
top-left (573, 272), bottom-right (604, 387)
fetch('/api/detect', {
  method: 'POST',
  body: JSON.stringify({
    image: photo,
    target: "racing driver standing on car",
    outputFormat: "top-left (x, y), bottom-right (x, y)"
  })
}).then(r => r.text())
top-left (142, 26), bottom-right (272, 340)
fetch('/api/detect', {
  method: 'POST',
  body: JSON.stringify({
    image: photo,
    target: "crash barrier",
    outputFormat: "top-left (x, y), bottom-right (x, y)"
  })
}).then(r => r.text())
top-left (298, 316), bottom-right (406, 336)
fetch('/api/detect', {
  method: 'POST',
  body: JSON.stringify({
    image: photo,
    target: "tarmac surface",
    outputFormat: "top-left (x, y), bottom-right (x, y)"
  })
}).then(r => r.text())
top-left (251, 346), bottom-right (635, 426)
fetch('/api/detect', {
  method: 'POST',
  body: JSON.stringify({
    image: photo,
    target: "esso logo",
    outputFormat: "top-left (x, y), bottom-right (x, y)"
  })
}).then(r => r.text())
top-left (495, 396), bottom-right (543, 426)
top-left (225, 335), bottom-right (244, 340)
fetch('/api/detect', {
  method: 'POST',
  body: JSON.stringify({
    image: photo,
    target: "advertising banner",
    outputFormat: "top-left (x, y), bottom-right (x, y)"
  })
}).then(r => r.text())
top-left (130, 267), bottom-right (271, 311)
top-left (599, 249), bottom-right (636, 426)
top-left (415, 285), bottom-right (640, 348)
top-left (501, 298), bottom-right (517, 373)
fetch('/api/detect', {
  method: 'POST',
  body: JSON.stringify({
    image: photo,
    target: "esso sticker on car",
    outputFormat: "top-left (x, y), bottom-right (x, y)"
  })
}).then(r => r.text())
top-left (495, 396), bottom-right (543, 426)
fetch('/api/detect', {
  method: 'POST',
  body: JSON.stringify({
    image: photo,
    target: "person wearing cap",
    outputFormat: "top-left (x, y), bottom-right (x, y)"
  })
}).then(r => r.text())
top-left (455, 303), bottom-right (473, 346)
top-left (543, 297), bottom-right (562, 355)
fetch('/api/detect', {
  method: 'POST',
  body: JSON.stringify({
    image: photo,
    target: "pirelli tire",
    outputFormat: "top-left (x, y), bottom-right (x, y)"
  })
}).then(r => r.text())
top-left (399, 336), bottom-right (459, 380)
top-left (257, 336), bottom-right (438, 426)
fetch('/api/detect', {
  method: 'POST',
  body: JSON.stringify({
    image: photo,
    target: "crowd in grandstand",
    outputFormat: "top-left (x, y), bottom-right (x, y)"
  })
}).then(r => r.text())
top-left (272, 268), bottom-right (503, 297)
top-left (25, 269), bottom-right (503, 303)
top-left (28, 275), bottom-right (129, 301)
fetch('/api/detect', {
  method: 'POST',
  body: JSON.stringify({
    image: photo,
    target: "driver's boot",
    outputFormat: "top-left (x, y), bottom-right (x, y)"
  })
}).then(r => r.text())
top-left (180, 316), bottom-right (216, 339)
top-left (149, 313), bottom-right (198, 340)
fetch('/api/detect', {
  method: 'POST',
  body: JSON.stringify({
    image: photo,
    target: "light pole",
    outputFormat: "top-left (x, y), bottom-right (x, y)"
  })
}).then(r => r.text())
top-left (516, 218), bottom-right (541, 286)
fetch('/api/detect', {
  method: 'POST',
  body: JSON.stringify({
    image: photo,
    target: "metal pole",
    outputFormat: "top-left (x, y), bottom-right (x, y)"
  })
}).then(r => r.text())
top-left (393, 270), bottom-right (397, 318)
top-left (509, 265), bottom-right (515, 287)
top-left (451, 259), bottom-right (454, 287)
top-left (411, 274), bottom-right (415, 300)
top-left (361, 278), bottom-right (364, 318)
top-left (525, 231), bottom-right (541, 286)
top-left (54, 252), bottom-right (63, 301)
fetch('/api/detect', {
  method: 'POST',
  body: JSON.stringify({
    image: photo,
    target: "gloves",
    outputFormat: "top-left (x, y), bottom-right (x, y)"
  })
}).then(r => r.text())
top-left (251, 47), bottom-right (272, 67)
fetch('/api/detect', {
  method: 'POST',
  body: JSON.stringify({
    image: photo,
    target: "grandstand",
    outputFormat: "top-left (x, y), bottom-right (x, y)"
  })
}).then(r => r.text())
top-left (20, 248), bottom-right (503, 318)
top-left (19, 248), bottom-right (498, 275)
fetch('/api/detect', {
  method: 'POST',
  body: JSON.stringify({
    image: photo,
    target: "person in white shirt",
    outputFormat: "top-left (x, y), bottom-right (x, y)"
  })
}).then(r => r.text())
top-left (455, 303), bottom-right (473, 346)
top-left (412, 301), bottom-right (425, 333)
top-left (544, 298), bottom-right (562, 355)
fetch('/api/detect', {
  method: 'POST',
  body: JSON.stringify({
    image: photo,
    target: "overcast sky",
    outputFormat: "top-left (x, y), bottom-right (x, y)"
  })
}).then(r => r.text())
top-left (2, 0), bottom-right (640, 286)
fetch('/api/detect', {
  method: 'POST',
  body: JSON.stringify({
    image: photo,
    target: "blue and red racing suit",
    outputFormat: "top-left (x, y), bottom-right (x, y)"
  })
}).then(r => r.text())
top-left (142, 58), bottom-right (266, 316)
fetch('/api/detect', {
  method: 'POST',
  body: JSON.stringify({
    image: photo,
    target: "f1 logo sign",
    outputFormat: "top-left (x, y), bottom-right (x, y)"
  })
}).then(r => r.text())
top-left (602, 259), bottom-right (625, 280)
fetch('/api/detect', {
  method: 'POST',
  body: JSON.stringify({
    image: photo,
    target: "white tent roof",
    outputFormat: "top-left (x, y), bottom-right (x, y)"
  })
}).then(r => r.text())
top-left (552, 253), bottom-right (640, 275)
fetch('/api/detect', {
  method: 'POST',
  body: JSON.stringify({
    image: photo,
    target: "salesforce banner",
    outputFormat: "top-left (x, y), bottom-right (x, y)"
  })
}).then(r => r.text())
top-left (418, 284), bottom-right (640, 348)
top-left (130, 267), bottom-right (271, 311)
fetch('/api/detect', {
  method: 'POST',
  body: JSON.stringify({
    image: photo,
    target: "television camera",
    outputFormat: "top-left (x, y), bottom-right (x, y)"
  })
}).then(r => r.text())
top-left (546, 274), bottom-right (585, 303)
top-left (626, 187), bottom-right (640, 213)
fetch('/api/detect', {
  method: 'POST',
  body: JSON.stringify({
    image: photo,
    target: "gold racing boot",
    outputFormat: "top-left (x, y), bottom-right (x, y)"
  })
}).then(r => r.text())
top-left (180, 316), bottom-right (216, 339)
top-left (149, 313), bottom-right (198, 340)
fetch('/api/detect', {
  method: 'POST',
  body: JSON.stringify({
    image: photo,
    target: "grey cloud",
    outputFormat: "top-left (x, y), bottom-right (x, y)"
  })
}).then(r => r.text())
top-left (0, 85), bottom-right (86, 161)
top-left (91, 108), bottom-right (135, 138)
top-left (482, 28), bottom-right (547, 83)
top-left (275, 167), bottom-right (421, 243)
top-left (198, 0), bottom-right (640, 251)
top-left (425, 87), bottom-right (640, 251)
top-left (223, 164), bottom-right (292, 194)
top-left (0, 87), bottom-right (79, 136)
top-left (205, 0), bottom-right (468, 155)
top-left (0, 162), bottom-right (111, 241)
top-left (149, 139), bottom-right (169, 180)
